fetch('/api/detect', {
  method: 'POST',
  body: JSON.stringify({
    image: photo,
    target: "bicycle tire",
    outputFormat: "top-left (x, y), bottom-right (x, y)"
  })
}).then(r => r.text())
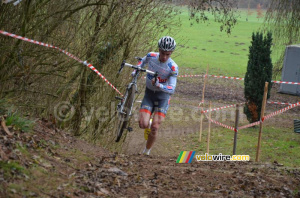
top-left (115, 85), bottom-right (136, 142)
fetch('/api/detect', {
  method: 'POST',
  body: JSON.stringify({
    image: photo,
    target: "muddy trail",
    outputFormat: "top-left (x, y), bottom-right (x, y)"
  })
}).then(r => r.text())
top-left (1, 77), bottom-right (300, 197)
top-left (1, 118), bottom-right (300, 198)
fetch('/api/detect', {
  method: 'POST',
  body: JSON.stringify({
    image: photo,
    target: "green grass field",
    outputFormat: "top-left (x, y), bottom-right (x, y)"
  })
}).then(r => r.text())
top-left (160, 8), bottom-right (299, 167)
top-left (184, 126), bottom-right (300, 167)
top-left (171, 8), bottom-right (277, 78)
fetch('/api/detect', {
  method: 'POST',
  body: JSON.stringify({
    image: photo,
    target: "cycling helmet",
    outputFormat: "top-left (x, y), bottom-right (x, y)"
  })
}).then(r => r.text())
top-left (158, 36), bottom-right (176, 51)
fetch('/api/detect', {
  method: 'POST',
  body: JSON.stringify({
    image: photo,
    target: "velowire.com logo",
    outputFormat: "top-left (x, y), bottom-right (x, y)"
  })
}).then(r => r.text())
top-left (176, 151), bottom-right (250, 163)
top-left (176, 151), bottom-right (196, 163)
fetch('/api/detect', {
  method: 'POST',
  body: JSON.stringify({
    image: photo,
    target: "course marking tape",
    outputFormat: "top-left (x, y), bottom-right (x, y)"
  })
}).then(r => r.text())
top-left (0, 30), bottom-right (123, 97)
top-left (203, 113), bottom-right (236, 132)
top-left (178, 74), bottom-right (203, 78)
top-left (263, 102), bottom-right (300, 121)
top-left (201, 102), bottom-right (299, 131)
top-left (209, 75), bottom-right (244, 80)
top-left (272, 81), bottom-right (300, 85)
top-left (198, 100), bottom-right (204, 109)
top-left (177, 74), bottom-right (244, 80)
top-left (201, 103), bottom-right (245, 113)
top-left (177, 73), bottom-right (300, 85)
top-left (239, 102), bottom-right (299, 129)
top-left (267, 101), bottom-right (293, 105)
top-left (239, 121), bottom-right (261, 130)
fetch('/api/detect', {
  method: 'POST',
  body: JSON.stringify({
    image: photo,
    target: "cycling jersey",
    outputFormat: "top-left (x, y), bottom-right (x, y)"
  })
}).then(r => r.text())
top-left (138, 52), bottom-right (178, 95)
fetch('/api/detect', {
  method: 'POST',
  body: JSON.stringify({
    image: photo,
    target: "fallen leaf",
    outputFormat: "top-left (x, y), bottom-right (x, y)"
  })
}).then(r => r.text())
top-left (100, 188), bottom-right (110, 195)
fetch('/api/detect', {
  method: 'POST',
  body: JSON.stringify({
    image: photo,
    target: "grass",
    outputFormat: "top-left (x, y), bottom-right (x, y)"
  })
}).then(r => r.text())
top-left (0, 161), bottom-right (26, 173)
top-left (0, 161), bottom-right (28, 179)
top-left (16, 143), bottom-right (30, 156)
top-left (183, 126), bottom-right (300, 167)
top-left (0, 99), bottom-right (35, 133)
top-left (155, 8), bottom-right (299, 167)
top-left (5, 110), bottom-right (35, 133)
top-left (171, 8), bottom-right (281, 78)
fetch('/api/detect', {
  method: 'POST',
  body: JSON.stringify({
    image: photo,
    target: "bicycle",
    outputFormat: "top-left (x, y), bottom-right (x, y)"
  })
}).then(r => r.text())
top-left (115, 58), bottom-right (158, 142)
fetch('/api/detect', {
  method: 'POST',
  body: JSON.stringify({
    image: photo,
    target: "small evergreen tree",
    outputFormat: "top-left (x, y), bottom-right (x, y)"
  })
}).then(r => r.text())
top-left (244, 32), bottom-right (273, 123)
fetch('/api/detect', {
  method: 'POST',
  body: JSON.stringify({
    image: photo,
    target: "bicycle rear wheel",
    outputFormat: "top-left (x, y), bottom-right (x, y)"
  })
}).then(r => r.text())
top-left (115, 85), bottom-right (136, 142)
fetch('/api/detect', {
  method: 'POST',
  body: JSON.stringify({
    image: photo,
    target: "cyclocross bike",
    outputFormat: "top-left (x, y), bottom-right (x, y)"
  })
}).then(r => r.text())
top-left (115, 58), bottom-right (158, 142)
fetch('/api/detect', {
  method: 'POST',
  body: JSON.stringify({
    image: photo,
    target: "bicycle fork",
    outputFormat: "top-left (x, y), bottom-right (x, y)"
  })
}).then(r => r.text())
top-left (115, 83), bottom-right (137, 116)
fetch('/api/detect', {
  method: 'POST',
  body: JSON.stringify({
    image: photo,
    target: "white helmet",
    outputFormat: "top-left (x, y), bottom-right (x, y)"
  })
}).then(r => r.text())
top-left (158, 36), bottom-right (176, 51)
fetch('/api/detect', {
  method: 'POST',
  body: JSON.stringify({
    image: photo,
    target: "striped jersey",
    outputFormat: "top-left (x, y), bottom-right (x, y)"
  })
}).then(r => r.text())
top-left (138, 52), bottom-right (178, 94)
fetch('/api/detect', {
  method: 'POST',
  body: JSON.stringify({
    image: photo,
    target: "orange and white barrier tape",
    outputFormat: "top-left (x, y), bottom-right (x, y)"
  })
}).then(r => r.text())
top-left (209, 75), bottom-right (244, 81)
top-left (178, 73), bottom-right (300, 85)
top-left (263, 102), bottom-right (300, 121)
top-left (240, 101), bottom-right (299, 129)
top-left (272, 81), bottom-right (300, 85)
top-left (146, 74), bottom-right (205, 79)
top-left (267, 101), bottom-right (293, 105)
top-left (198, 100), bottom-right (205, 107)
top-left (239, 121), bottom-right (260, 130)
top-left (0, 30), bottom-right (123, 97)
top-left (178, 74), bottom-right (203, 78)
top-left (177, 74), bottom-right (244, 80)
top-left (201, 103), bottom-right (245, 114)
top-left (82, 61), bottom-right (123, 97)
top-left (202, 101), bottom-right (299, 131)
top-left (203, 113), bottom-right (236, 132)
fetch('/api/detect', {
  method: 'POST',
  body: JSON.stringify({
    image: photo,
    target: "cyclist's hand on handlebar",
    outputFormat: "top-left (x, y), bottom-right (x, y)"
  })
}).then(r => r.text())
top-left (152, 78), bottom-right (160, 87)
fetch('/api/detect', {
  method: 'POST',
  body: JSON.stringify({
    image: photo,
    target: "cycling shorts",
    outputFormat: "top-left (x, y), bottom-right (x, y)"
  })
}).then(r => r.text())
top-left (140, 88), bottom-right (171, 117)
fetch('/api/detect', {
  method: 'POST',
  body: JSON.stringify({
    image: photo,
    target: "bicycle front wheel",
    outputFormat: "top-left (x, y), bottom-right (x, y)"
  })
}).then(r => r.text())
top-left (115, 85), bottom-right (136, 142)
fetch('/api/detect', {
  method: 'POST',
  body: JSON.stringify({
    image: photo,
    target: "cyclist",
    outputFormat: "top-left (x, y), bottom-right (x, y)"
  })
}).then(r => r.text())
top-left (133, 36), bottom-right (179, 155)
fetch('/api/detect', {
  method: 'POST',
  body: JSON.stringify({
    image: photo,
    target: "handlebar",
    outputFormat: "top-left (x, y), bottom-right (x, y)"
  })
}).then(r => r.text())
top-left (154, 71), bottom-right (158, 83)
top-left (119, 60), bottom-right (157, 77)
top-left (135, 57), bottom-right (143, 61)
top-left (118, 60), bottom-right (126, 73)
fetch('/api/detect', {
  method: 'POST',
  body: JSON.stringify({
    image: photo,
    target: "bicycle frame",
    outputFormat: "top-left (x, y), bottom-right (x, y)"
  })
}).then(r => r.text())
top-left (117, 61), bottom-right (157, 117)
top-left (114, 59), bottom-right (158, 142)
top-left (117, 69), bottom-right (139, 117)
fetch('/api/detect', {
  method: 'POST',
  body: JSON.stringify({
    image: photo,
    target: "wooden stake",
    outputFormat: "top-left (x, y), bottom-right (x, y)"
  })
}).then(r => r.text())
top-left (202, 64), bottom-right (209, 103)
top-left (206, 101), bottom-right (212, 154)
top-left (199, 64), bottom-right (209, 142)
top-left (199, 114), bottom-right (204, 142)
top-left (233, 104), bottom-right (240, 155)
top-left (256, 82), bottom-right (269, 162)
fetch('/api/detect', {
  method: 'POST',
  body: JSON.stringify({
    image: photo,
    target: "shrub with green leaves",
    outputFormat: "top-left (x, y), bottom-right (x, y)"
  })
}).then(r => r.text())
top-left (244, 32), bottom-right (273, 123)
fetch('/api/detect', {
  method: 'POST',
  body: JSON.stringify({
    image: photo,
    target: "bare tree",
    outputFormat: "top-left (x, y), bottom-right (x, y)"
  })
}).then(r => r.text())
top-left (265, 0), bottom-right (300, 73)
top-left (256, 3), bottom-right (264, 20)
top-left (187, 0), bottom-right (239, 34)
top-left (0, 0), bottom-right (181, 148)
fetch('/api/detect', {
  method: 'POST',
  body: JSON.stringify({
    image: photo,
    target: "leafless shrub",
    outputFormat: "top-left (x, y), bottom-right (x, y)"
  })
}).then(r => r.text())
top-left (0, 0), bottom-right (181, 149)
